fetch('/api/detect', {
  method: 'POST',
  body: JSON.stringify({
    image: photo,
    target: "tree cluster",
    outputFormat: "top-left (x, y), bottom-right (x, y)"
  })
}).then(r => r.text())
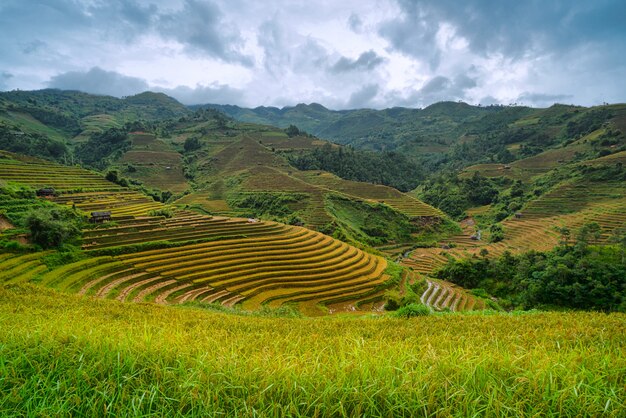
top-left (286, 144), bottom-right (424, 192)
top-left (0, 123), bottom-right (69, 162)
top-left (435, 224), bottom-right (626, 312)
top-left (75, 127), bottom-right (130, 169)
top-left (25, 206), bottom-right (85, 249)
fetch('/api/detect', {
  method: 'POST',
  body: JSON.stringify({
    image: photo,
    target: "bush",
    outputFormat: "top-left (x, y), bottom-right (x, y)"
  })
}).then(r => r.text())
top-left (395, 303), bottom-right (431, 318)
top-left (383, 290), bottom-right (401, 311)
top-left (490, 224), bottom-right (505, 242)
top-left (184, 136), bottom-right (202, 152)
top-left (25, 207), bottom-right (85, 249)
top-left (148, 208), bottom-right (174, 218)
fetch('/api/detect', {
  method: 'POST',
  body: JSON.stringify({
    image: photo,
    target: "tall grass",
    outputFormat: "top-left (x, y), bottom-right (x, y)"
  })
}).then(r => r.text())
top-left (0, 284), bottom-right (624, 417)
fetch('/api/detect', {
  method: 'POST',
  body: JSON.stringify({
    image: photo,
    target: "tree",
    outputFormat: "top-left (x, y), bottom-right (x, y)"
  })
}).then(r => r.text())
top-left (576, 222), bottom-right (602, 247)
top-left (184, 136), bottom-right (201, 152)
top-left (610, 227), bottom-right (626, 263)
top-left (285, 124), bottom-right (300, 137)
top-left (26, 206), bottom-right (85, 249)
top-left (557, 227), bottom-right (571, 245)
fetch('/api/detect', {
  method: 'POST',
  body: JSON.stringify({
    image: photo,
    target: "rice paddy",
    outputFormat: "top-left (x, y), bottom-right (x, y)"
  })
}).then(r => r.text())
top-left (0, 284), bottom-right (624, 417)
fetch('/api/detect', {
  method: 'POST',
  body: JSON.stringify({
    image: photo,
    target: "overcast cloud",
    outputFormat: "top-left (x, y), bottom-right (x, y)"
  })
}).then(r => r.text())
top-left (0, 0), bottom-right (624, 109)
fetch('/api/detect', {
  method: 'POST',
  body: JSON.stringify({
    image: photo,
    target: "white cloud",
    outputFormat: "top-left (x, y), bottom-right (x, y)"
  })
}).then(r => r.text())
top-left (0, 0), bottom-right (623, 109)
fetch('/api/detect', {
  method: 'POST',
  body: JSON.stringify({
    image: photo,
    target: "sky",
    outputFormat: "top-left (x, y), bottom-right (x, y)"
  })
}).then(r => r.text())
top-left (0, 0), bottom-right (625, 109)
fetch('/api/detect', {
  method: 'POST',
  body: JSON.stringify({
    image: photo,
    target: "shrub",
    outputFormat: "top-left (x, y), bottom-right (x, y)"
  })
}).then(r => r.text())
top-left (395, 303), bottom-right (431, 318)
top-left (148, 208), bottom-right (174, 218)
top-left (25, 207), bottom-right (85, 249)
top-left (490, 224), bottom-right (505, 242)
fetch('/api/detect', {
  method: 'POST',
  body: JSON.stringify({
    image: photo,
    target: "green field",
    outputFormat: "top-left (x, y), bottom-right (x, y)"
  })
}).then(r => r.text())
top-left (0, 284), bottom-right (624, 417)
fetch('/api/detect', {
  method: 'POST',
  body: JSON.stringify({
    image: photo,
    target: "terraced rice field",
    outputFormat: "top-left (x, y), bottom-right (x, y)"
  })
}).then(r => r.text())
top-left (420, 278), bottom-right (485, 311)
top-left (16, 223), bottom-right (390, 316)
top-left (0, 152), bottom-right (392, 315)
top-left (241, 166), bottom-right (441, 227)
top-left (523, 181), bottom-right (625, 219)
top-left (0, 152), bottom-right (122, 192)
top-left (0, 252), bottom-right (49, 284)
top-left (400, 178), bottom-right (625, 310)
top-left (53, 191), bottom-right (165, 217)
top-left (82, 214), bottom-right (287, 250)
top-left (118, 133), bottom-right (188, 193)
top-left (294, 171), bottom-right (443, 218)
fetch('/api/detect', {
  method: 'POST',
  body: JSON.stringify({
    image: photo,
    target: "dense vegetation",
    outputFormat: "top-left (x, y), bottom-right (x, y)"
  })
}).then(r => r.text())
top-left (227, 192), bottom-right (306, 224)
top-left (210, 101), bottom-right (626, 182)
top-left (25, 206), bottom-right (85, 249)
top-left (435, 226), bottom-right (626, 311)
top-left (285, 144), bottom-right (424, 191)
top-left (324, 196), bottom-right (416, 246)
top-left (0, 122), bottom-right (69, 162)
top-left (75, 127), bottom-right (131, 169)
top-left (418, 172), bottom-right (511, 219)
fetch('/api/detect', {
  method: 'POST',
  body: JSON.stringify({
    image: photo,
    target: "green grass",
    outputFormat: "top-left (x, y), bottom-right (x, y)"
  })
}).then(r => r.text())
top-left (0, 111), bottom-right (68, 142)
top-left (0, 284), bottom-right (624, 417)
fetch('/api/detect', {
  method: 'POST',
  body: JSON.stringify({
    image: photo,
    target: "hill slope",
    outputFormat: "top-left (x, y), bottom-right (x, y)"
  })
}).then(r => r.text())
top-left (0, 152), bottom-right (393, 315)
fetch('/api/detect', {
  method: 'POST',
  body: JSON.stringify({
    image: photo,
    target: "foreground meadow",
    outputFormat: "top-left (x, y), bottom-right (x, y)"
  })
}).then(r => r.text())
top-left (0, 284), bottom-right (625, 417)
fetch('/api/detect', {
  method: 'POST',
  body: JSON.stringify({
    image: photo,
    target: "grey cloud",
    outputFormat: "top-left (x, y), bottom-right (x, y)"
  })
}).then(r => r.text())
top-left (156, 83), bottom-right (245, 105)
top-left (21, 40), bottom-right (47, 54)
top-left (346, 84), bottom-right (379, 108)
top-left (1, 0), bottom-right (252, 67)
top-left (379, 4), bottom-right (441, 69)
top-left (158, 0), bottom-right (253, 66)
top-left (0, 71), bottom-right (14, 90)
top-left (418, 74), bottom-right (477, 103)
top-left (48, 67), bottom-right (149, 97)
top-left (419, 74), bottom-right (477, 103)
top-left (385, 73), bottom-right (477, 107)
top-left (420, 76), bottom-right (450, 95)
top-left (294, 39), bottom-right (330, 72)
top-left (258, 18), bottom-right (332, 77)
top-left (348, 13), bottom-right (363, 32)
top-left (258, 18), bottom-right (286, 75)
top-left (45, 67), bottom-right (245, 105)
top-left (517, 92), bottom-right (574, 107)
top-left (115, 0), bottom-right (157, 28)
top-left (383, 0), bottom-right (626, 62)
top-left (330, 50), bottom-right (385, 73)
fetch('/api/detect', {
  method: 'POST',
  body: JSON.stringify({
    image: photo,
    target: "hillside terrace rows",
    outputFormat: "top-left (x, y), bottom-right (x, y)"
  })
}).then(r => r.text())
top-left (52, 191), bottom-right (165, 217)
top-left (420, 279), bottom-right (485, 312)
top-left (403, 196), bottom-right (625, 280)
top-left (294, 171), bottom-right (443, 218)
top-left (523, 181), bottom-right (625, 219)
top-left (0, 159), bottom-right (122, 192)
top-left (83, 216), bottom-right (290, 250)
top-left (9, 225), bottom-right (390, 315)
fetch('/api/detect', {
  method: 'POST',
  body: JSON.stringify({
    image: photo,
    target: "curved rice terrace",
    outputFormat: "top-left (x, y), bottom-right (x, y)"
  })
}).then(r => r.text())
top-left (0, 154), bottom-right (392, 316)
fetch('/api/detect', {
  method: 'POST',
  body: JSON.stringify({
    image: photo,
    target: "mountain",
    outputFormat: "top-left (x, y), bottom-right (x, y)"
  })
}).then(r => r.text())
top-left (0, 89), bottom-right (191, 142)
top-left (201, 101), bottom-right (506, 151)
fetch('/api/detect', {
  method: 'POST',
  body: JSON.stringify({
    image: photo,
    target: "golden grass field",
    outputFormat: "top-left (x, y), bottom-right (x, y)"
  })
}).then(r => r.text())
top-left (0, 284), bottom-right (624, 417)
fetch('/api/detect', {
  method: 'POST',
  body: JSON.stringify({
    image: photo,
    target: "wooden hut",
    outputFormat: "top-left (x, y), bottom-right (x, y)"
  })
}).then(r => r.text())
top-left (89, 211), bottom-right (112, 223)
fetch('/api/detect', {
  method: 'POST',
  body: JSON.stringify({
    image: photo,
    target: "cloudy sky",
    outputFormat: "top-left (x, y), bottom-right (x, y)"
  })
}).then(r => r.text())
top-left (1, 0), bottom-right (624, 109)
